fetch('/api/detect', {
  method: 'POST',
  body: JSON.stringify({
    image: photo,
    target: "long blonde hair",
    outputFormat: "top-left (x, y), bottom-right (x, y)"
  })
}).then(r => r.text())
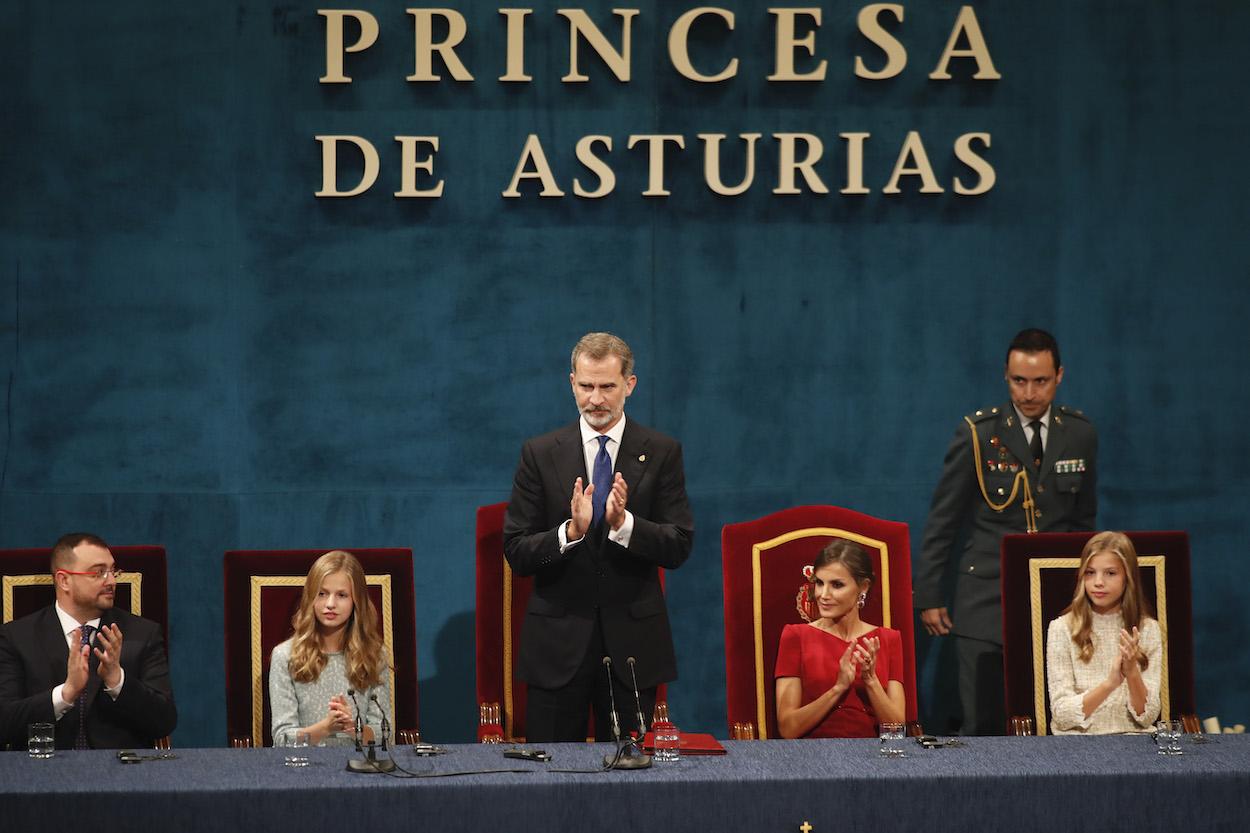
top-left (287, 551), bottom-right (386, 690)
top-left (1061, 532), bottom-right (1151, 668)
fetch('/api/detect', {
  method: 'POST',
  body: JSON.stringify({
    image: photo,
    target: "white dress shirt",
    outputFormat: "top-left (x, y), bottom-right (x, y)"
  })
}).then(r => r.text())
top-left (1013, 404), bottom-right (1051, 452)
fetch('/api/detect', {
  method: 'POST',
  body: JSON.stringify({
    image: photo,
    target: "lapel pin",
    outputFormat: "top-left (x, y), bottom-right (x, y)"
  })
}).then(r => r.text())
top-left (638, 454), bottom-right (646, 462)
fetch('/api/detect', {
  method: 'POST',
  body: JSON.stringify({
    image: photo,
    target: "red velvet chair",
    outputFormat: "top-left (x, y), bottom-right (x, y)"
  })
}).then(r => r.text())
top-left (474, 503), bottom-right (524, 741)
top-left (223, 548), bottom-right (419, 747)
top-left (721, 506), bottom-right (921, 739)
top-left (2, 546), bottom-right (169, 638)
top-left (1001, 531), bottom-right (1197, 735)
top-left (474, 503), bottom-right (667, 742)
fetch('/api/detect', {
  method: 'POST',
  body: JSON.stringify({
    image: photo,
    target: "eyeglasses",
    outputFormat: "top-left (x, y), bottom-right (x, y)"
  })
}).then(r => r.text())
top-left (57, 568), bottom-right (127, 581)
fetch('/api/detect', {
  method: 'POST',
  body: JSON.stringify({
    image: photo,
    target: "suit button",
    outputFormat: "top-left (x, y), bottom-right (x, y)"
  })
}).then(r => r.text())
top-left (1037, 485), bottom-right (1045, 493)
top-left (969, 565), bottom-right (975, 573)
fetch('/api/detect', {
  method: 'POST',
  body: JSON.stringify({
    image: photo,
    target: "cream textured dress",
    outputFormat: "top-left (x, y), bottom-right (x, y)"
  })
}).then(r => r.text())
top-left (1046, 610), bottom-right (1162, 735)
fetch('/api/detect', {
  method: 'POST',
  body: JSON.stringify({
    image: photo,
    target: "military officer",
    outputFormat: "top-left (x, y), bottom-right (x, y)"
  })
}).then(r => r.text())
top-left (914, 328), bottom-right (1097, 735)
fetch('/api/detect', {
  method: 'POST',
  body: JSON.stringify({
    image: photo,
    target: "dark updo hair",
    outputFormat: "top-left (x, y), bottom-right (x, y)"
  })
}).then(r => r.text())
top-left (813, 539), bottom-right (874, 588)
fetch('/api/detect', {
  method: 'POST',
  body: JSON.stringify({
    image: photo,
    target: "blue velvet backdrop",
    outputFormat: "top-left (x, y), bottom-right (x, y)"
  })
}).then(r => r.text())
top-left (3, 1), bottom-right (1248, 746)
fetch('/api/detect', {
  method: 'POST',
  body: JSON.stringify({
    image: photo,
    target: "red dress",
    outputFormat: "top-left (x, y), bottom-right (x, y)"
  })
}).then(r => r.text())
top-left (773, 623), bottom-right (903, 738)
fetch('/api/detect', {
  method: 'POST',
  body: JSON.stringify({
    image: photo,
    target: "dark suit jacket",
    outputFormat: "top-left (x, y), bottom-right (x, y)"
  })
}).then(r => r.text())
top-left (0, 605), bottom-right (177, 749)
top-left (503, 418), bottom-right (694, 690)
top-left (915, 403), bottom-right (1098, 643)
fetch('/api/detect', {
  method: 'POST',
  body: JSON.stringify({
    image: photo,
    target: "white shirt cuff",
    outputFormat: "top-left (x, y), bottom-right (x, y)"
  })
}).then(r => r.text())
top-left (558, 519), bottom-right (584, 553)
top-left (52, 685), bottom-right (72, 719)
top-left (105, 667), bottom-right (125, 699)
top-left (608, 510), bottom-right (634, 548)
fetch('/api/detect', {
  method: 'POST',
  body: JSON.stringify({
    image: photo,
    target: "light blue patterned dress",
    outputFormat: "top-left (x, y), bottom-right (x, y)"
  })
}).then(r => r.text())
top-left (268, 639), bottom-right (392, 747)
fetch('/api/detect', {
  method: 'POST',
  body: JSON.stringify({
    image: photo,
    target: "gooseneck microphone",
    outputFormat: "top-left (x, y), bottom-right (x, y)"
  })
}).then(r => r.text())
top-left (346, 689), bottom-right (364, 751)
top-left (601, 656), bottom-right (652, 770)
top-left (602, 657), bottom-right (622, 743)
top-left (370, 694), bottom-right (391, 751)
top-left (345, 689), bottom-right (396, 773)
top-left (626, 657), bottom-right (647, 736)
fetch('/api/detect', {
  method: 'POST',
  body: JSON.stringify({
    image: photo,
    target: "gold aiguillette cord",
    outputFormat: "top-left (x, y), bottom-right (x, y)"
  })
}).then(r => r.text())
top-left (963, 416), bottom-right (1038, 534)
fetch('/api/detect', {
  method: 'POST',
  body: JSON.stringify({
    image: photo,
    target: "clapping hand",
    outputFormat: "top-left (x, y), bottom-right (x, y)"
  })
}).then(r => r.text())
top-left (328, 694), bottom-right (355, 734)
top-left (1119, 627), bottom-right (1143, 679)
top-left (568, 477), bottom-right (594, 541)
top-left (604, 473), bottom-right (629, 531)
top-left (854, 636), bottom-right (881, 682)
top-left (93, 623), bottom-right (125, 689)
top-left (62, 624), bottom-right (126, 703)
top-left (63, 628), bottom-right (91, 702)
top-left (836, 642), bottom-right (862, 690)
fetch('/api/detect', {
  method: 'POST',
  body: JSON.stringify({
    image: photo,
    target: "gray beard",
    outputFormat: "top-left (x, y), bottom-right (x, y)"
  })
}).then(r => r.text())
top-left (582, 408), bottom-right (616, 428)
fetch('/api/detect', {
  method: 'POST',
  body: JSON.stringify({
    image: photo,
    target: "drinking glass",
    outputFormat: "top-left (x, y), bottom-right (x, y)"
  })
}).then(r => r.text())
top-left (480, 702), bottom-right (503, 743)
top-left (1155, 720), bottom-right (1184, 756)
top-left (27, 723), bottom-right (54, 759)
top-left (284, 731), bottom-right (311, 767)
top-left (878, 722), bottom-right (907, 758)
top-left (651, 702), bottom-right (681, 763)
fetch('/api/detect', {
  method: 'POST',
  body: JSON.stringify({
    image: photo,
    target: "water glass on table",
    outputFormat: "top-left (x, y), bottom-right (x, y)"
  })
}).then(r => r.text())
top-left (479, 702), bottom-right (503, 743)
top-left (28, 723), bottom-right (55, 759)
top-left (284, 731), bottom-right (312, 767)
top-left (878, 722), bottom-right (907, 758)
top-left (651, 702), bottom-right (681, 763)
top-left (1155, 720), bottom-right (1184, 756)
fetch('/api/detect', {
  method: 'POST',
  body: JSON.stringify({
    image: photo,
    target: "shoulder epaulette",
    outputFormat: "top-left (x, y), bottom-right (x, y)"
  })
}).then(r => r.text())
top-left (965, 406), bottom-right (1002, 424)
top-left (1056, 405), bottom-right (1091, 423)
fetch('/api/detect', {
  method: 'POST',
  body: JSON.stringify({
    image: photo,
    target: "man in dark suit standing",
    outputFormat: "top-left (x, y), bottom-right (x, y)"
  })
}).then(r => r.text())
top-left (504, 332), bottom-right (693, 743)
top-left (914, 329), bottom-right (1097, 735)
top-left (0, 533), bottom-right (177, 749)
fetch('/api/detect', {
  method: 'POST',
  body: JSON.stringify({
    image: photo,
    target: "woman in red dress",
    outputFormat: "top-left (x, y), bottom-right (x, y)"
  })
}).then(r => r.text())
top-left (775, 540), bottom-right (906, 738)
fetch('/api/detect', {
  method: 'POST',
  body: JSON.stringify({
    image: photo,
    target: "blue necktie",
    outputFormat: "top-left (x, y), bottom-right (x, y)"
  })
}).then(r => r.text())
top-left (75, 624), bottom-right (96, 750)
top-left (591, 435), bottom-right (611, 527)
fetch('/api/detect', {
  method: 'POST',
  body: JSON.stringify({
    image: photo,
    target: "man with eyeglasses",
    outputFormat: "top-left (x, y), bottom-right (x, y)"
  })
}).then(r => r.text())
top-left (0, 532), bottom-right (177, 749)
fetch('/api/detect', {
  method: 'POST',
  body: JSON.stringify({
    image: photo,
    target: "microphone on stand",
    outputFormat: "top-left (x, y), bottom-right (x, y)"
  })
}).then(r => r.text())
top-left (346, 689), bottom-right (364, 752)
top-left (370, 694), bottom-right (391, 752)
top-left (626, 657), bottom-right (647, 737)
top-left (602, 657), bottom-right (622, 744)
top-left (345, 689), bottom-right (396, 773)
top-left (602, 656), bottom-right (651, 770)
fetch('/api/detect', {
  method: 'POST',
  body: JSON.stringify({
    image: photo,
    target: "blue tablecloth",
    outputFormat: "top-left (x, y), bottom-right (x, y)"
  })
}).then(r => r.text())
top-left (3, 736), bottom-right (1248, 832)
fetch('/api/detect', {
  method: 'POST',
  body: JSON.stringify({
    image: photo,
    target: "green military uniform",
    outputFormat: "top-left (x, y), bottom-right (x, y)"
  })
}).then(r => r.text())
top-left (915, 403), bottom-right (1097, 735)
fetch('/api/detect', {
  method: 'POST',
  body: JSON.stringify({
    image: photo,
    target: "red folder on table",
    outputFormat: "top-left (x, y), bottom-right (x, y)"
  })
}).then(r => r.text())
top-left (641, 732), bottom-right (727, 755)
